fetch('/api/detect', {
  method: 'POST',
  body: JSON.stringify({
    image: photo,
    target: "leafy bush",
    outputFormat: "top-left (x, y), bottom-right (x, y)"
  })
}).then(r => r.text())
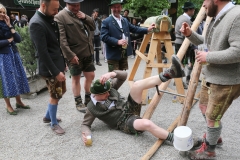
top-left (15, 26), bottom-right (37, 80)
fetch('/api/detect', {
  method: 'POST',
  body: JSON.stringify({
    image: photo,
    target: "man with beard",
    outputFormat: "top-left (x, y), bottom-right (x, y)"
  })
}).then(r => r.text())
top-left (101, 0), bottom-right (155, 72)
top-left (180, 0), bottom-right (240, 159)
top-left (55, 0), bottom-right (96, 113)
top-left (29, 0), bottom-right (66, 135)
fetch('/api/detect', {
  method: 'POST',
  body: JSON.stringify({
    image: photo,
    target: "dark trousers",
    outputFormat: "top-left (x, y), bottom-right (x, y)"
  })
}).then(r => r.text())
top-left (92, 35), bottom-right (100, 63)
top-left (175, 43), bottom-right (195, 65)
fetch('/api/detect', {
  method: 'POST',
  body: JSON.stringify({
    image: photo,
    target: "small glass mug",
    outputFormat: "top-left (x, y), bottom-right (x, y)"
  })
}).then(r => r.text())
top-left (122, 37), bottom-right (128, 49)
top-left (85, 135), bottom-right (92, 146)
top-left (197, 44), bottom-right (208, 65)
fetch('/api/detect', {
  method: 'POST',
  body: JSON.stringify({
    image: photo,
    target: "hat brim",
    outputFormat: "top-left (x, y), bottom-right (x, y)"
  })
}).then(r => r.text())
top-left (109, 2), bottom-right (123, 6)
top-left (64, 0), bottom-right (84, 3)
top-left (182, 6), bottom-right (195, 9)
top-left (90, 87), bottom-right (111, 95)
top-left (90, 82), bottom-right (112, 94)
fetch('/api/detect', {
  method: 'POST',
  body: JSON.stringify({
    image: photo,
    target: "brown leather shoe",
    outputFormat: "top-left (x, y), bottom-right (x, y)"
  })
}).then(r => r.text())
top-left (43, 117), bottom-right (62, 123)
top-left (76, 103), bottom-right (86, 113)
top-left (51, 124), bottom-right (65, 135)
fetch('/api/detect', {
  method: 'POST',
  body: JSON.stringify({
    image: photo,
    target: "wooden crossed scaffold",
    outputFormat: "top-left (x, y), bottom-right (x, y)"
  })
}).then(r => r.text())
top-left (127, 7), bottom-right (209, 160)
top-left (128, 16), bottom-right (186, 106)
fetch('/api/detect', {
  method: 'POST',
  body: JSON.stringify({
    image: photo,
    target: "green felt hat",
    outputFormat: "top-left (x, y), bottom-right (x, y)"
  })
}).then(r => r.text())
top-left (182, 2), bottom-right (195, 9)
top-left (90, 79), bottom-right (111, 94)
top-left (109, 0), bottom-right (124, 6)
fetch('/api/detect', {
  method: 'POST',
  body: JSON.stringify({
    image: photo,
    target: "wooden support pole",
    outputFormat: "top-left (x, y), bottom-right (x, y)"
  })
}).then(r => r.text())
top-left (141, 116), bottom-right (180, 160)
top-left (178, 16), bottom-right (212, 126)
top-left (136, 50), bottom-right (149, 63)
top-left (128, 34), bottom-right (152, 82)
top-left (178, 61), bottom-right (202, 126)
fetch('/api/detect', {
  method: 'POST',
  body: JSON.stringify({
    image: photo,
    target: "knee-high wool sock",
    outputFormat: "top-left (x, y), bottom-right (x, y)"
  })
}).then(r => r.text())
top-left (206, 123), bottom-right (222, 151)
top-left (49, 104), bottom-right (58, 126)
top-left (166, 132), bottom-right (174, 143)
top-left (45, 104), bottom-right (51, 120)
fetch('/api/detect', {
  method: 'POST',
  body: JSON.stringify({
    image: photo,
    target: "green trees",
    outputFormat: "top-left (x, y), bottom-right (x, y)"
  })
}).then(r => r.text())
top-left (15, 26), bottom-right (37, 80)
top-left (124, 0), bottom-right (204, 19)
top-left (124, 0), bottom-right (170, 18)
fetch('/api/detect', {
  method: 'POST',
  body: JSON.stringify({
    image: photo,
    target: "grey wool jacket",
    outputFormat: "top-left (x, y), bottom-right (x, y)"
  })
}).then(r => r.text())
top-left (175, 14), bottom-right (192, 44)
top-left (187, 6), bottom-right (240, 85)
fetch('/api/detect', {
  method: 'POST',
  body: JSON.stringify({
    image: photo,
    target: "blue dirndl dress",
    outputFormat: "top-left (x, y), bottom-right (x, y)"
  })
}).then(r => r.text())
top-left (0, 21), bottom-right (30, 98)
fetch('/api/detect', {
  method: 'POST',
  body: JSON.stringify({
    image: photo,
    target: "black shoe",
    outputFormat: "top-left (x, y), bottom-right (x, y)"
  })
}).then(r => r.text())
top-left (84, 93), bottom-right (91, 106)
top-left (96, 62), bottom-right (102, 66)
top-left (159, 55), bottom-right (185, 82)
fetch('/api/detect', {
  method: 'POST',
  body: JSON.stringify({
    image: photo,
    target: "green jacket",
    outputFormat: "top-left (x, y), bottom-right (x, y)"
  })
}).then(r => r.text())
top-left (81, 70), bottom-right (127, 135)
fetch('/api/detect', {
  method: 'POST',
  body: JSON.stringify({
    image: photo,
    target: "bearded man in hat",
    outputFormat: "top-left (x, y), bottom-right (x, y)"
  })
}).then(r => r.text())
top-left (81, 55), bottom-right (185, 146)
top-left (55, 0), bottom-right (96, 113)
top-left (180, 0), bottom-right (240, 159)
top-left (101, 0), bottom-right (155, 72)
top-left (175, 2), bottom-right (196, 89)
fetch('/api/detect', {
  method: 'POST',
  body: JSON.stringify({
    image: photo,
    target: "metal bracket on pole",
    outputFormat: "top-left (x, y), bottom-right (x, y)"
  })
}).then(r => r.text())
top-left (156, 89), bottom-right (199, 101)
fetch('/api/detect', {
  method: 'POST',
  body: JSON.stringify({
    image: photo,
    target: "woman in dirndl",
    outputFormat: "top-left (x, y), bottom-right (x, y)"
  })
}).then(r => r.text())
top-left (0, 4), bottom-right (30, 115)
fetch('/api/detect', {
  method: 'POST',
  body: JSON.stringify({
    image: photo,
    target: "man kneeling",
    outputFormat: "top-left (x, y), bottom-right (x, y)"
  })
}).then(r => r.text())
top-left (81, 55), bottom-right (185, 145)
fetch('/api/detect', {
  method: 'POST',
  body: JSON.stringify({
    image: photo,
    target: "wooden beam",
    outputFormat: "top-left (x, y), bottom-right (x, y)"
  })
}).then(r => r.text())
top-left (156, 40), bottom-right (163, 74)
top-left (164, 40), bottom-right (174, 62)
top-left (152, 32), bottom-right (171, 40)
top-left (141, 38), bottom-right (159, 104)
top-left (146, 63), bottom-right (170, 68)
top-left (136, 50), bottom-right (149, 63)
top-left (141, 116), bottom-right (180, 160)
top-left (128, 34), bottom-right (152, 81)
top-left (159, 20), bottom-right (169, 32)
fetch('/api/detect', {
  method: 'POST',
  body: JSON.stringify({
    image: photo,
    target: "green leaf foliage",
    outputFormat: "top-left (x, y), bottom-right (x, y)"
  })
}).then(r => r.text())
top-left (124, 0), bottom-right (170, 18)
top-left (124, 0), bottom-right (204, 19)
top-left (15, 26), bottom-right (37, 80)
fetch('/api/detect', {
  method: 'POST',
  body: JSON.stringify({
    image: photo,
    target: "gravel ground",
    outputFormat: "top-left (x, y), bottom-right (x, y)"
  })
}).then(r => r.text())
top-left (0, 54), bottom-right (240, 160)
